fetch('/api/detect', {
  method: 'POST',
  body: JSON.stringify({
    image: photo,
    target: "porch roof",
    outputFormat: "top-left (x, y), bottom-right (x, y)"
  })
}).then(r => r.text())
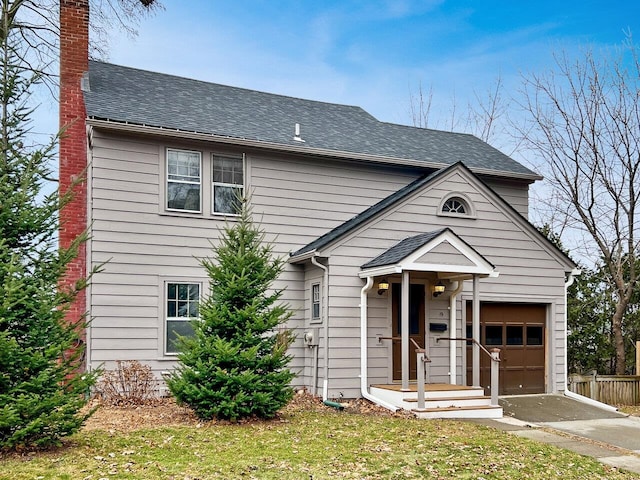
top-left (359, 228), bottom-right (498, 278)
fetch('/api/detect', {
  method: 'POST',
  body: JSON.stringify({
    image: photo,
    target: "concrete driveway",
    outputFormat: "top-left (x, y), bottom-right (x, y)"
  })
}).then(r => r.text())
top-left (486, 394), bottom-right (640, 474)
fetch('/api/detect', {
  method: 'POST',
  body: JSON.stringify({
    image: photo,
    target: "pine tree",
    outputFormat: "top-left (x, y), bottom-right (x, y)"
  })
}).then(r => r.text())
top-left (0, 23), bottom-right (97, 450)
top-left (167, 201), bottom-right (295, 421)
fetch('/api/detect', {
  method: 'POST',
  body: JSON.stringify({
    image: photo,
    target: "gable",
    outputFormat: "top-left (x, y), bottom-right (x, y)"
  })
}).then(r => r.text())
top-left (291, 163), bottom-right (575, 274)
top-left (415, 241), bottom-right (477, 267)
top-left (359, 228), bottom-right (497, 278)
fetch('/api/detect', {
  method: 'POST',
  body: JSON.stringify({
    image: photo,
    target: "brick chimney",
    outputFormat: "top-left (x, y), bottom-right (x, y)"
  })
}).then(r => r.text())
top-left (59, 1), bottom-right (89, 342)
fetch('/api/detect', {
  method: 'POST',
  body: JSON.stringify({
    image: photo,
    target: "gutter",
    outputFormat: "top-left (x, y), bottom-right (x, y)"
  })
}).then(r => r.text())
top-left (86, 118), bottom-right (542, 182)
top-left (289, 249), bottom-right (317, 264)
top-left (360, 276), bottom-right (399, 411)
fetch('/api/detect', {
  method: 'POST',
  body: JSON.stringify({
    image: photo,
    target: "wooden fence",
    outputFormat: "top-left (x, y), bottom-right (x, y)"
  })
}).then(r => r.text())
top-left (568, 373), bottom-right (640, 406)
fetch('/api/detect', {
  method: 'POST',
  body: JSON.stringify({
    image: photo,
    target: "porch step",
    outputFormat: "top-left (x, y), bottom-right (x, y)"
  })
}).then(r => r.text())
top-left (371, 384), bottom-right (485, 399)
top-left (404, 395), bottom-right (492, 409)
top-left (369, 383), bottom-right (503, 419)
top-left (413, 405), bottom-right (503, 420)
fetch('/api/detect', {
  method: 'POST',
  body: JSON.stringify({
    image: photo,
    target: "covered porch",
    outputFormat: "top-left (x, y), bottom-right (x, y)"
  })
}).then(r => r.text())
top-left (358, 228), bottom-right (503, 418)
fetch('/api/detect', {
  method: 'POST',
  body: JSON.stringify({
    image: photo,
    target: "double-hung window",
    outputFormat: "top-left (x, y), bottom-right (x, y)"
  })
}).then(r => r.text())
top-left (167, 149), bottom-right (201, 212)
top-left (165, 282), bottom-right (200, 354)
top-left (311, 283), bottom-right (321, 322)
top-left (213, 154), bottom-right (243, 215)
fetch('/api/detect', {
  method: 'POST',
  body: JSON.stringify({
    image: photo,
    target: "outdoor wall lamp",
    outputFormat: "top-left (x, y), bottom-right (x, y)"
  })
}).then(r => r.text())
top-left (432, 280), bottom-right (446, 297)
top-left (377, 279), bottom-right (390, 295)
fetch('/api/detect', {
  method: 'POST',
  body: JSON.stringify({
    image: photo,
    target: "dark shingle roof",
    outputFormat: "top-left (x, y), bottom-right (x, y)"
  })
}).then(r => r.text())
top-left (84, 61), bottom-right (538, 179)
top-left (361, 229), bottom-right (449, 269)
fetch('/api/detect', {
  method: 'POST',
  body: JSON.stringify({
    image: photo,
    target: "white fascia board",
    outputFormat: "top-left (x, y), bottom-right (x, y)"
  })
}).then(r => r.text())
top-left (358, 265), bottom-right (403, 278)
top-left (401, 262), bottom-right (495, 275)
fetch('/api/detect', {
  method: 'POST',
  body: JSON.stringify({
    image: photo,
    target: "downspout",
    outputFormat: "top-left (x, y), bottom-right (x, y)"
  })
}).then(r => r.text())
top-left (85, 126), bottom-right (94, 372)
top-left (311, 337), bottom-right (319, 397)
top-left (311, 256), bottom-right (330, 402)
top-left (449, 280), bottom-right (464, 385)
top-left (563, 268), bottom-right (578, 393)
top-left (560, 269), bottom-right (614, 408)
top-left (360, 276), bottom-right (398, 411)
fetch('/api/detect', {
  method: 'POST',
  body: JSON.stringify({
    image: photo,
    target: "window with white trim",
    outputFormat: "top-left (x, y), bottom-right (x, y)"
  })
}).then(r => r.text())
top-left (311, 283), bottom-right (321, 321)
top-left (165, 282), bottom-right (200, 354)
top-left (167, 149), bottom-right (201, 212)
top-left (213, 154), bottom-right (244, 214)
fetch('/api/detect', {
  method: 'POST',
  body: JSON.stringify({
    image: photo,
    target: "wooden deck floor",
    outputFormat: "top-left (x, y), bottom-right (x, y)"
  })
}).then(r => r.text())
top-left (370, 383), bottom-right (479, 392)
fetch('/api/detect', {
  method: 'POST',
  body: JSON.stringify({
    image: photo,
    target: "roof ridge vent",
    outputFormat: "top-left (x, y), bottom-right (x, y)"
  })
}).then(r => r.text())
top-left (293, 123), bottom-right (305, 143)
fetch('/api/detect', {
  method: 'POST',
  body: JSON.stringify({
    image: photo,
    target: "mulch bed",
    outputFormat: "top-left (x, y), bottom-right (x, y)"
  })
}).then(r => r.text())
top-left (83, 390), bottom-right (414, 433)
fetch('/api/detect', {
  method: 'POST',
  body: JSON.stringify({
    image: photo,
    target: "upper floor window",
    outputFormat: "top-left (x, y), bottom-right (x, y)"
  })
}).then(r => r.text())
top-left (439, 194), bottom-right (475, 218)
top-left (163, 148), bottom-right (245, 217)
top-left (213, 155), bottom-right (243, 215)
top-left (167, 149), bottom-right (201, 212)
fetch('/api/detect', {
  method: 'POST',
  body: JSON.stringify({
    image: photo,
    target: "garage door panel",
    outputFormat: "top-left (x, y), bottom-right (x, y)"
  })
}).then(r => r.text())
top-left (466, 302), bottom-right (546, 395)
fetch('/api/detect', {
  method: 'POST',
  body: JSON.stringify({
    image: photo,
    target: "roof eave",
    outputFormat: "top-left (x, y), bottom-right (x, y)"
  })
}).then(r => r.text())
top-left (86, 118), bottom-right (542, 182)
top-left (288, 250), bottom-right (318, 264)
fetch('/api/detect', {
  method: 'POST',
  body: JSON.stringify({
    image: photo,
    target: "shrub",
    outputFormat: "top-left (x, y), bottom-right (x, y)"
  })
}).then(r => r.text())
top-left (96, 361), bottom-right (159, 406)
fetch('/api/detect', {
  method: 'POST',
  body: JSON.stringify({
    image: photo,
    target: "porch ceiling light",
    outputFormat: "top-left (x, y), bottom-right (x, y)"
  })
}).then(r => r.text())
top-left (433, 280), bottom-right (446, 297)
top-left (377, 279), bottom-right (390, 295)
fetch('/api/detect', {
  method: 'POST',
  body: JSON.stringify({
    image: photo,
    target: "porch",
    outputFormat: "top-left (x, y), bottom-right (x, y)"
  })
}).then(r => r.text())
top-left (370, 383), bottom-right (503, 419)
top-left (359, 229), bottom-right (503, 419)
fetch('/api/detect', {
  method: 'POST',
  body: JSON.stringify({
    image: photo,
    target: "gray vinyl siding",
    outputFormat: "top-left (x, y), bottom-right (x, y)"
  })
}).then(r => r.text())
top-left (323, 168), bottom-right (568, 397)
top-left (483, 178), bottom-right (530, 218)
top-left (88, 128), bottom-right (564, 397)
top-left (88, 129), bottom-right (419, 385)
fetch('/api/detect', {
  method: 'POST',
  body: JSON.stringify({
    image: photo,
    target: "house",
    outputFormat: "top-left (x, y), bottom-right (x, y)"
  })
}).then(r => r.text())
top-left (59, 2), bottom-right (577, 418)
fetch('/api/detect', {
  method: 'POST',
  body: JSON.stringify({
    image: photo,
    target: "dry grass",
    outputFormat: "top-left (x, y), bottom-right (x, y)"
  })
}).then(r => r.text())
top-left (1, 394), bottom-right (637, 479)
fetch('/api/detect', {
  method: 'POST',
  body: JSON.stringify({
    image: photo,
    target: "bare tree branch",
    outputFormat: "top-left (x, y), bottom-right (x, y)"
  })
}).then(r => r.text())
top-left (515, 40), bottom-right (640, 374)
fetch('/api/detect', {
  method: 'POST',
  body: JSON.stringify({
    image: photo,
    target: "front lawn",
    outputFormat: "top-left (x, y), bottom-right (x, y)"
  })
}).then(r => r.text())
top-left (1, 397), bottom-right (635, 479)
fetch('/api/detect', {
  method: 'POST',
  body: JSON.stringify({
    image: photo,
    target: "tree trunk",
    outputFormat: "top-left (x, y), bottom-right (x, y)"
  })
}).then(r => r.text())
top-left (612, 297), bottom-right (629, 375)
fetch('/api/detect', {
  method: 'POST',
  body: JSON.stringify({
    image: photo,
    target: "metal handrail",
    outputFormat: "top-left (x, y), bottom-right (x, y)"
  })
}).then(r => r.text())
top-left (378, 335), bottom-right (430, 409)
top-left (436, 337), bottom-right (501, 362)
top-left (378, 336), bottom-right (431, 362)
top-left (436, 336), bottom-right (501, 406)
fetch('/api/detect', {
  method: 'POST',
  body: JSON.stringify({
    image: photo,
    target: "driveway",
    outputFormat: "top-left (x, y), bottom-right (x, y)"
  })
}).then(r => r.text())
top-left (500, 394), bottom-right (640, 452)
top-left (479, 394), bottom-right (640, 474)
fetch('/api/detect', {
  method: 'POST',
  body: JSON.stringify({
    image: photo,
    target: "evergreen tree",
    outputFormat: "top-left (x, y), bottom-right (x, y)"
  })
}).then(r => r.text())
top-left (567, 266), bottom-right (616, 374)
top-left (0, 20), bottom-right (97, 450)
top-left (167, 201), bottom-right (295, 421)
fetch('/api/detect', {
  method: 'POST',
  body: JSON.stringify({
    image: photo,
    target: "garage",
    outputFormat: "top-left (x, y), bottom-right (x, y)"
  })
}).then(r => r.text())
top-left (466, 302), bottom-right (546, 395)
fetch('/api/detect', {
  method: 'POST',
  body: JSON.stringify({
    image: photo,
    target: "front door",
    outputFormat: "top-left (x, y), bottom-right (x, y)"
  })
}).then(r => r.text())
top-left (392, 283), bottom-right (426, 380)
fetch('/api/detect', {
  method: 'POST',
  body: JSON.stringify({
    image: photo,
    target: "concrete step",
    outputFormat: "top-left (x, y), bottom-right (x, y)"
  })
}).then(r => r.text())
top-left (413, 405), bottom-right (503, 419)
top-left (404, 395), bottom-right (493, 409)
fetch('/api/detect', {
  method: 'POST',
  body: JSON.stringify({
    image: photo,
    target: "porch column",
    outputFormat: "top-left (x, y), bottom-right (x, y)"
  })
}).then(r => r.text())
top-left (401, 270), bottom-right (410, 391)
top-left (472, 274), bottom-right (480, 387)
